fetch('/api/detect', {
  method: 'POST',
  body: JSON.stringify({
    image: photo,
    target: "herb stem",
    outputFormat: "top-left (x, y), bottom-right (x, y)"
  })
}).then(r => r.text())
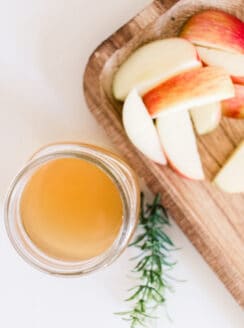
top-left (117, 193), bottom-right (176, 328)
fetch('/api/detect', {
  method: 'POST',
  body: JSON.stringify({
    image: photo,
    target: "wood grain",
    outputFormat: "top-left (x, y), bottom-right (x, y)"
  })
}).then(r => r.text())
top-left (83, 0), bottom-right (244, 306)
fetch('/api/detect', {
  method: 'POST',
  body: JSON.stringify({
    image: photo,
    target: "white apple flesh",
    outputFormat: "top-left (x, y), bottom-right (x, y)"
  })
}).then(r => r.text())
top-left (196, 46), bottom-right (244, 78)
top-left (156, 110), bottom-right (204, 180)
top-left (113, 38), bottom-right (201, 101)
top-left (190, 102), bottom-right (221, 135)
top-left (214, 140), bottom-right (244, 193)
top-left (122, 89), bottom-right (166, 165)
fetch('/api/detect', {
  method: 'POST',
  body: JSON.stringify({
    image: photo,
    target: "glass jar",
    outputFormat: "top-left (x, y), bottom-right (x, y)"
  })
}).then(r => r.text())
top-left (4, 143), bottom-right (140, 276)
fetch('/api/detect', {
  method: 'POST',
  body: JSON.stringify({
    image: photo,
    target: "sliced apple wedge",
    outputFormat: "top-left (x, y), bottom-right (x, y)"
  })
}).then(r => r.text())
top-left (156, 110), bottom-right (204, 180)
top-left (122, 89), bottom-right (166, 165)
top-left (112, 38), bottom-right (201, 101)
top-left (232, 76), bottom-right (244, 85)
top-left (180, 10), bottom-right (244, 54)
top-left (214, 141), bottom-right (244, 193)
top-left (196, 46), bottom-right (244, 78)
top-left (190, 102), bottom-right (221, 135)
top-left (143, 66), bottom-right (234, 118)
top-left (222, 84), bottom-right (244, 119)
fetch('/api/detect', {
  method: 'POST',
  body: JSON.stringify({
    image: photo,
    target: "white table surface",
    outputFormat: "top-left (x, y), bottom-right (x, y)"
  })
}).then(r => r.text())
top-left (0, 1), bottom-right (243, 327)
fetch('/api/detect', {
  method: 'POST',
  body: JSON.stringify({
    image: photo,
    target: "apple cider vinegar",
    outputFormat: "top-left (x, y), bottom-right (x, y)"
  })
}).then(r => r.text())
top-left (5, 143), bottom-right (139, 275)
top-left (20, 157), bottom-right (123, 262)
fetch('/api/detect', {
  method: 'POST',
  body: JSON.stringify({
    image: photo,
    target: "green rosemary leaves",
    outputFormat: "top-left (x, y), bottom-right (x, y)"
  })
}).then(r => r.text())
top-left (118, 193), bottom-right (176, 327)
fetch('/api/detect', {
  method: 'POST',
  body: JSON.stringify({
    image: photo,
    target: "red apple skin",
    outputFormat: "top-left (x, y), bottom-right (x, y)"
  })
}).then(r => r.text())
top-left (143, 66), bottom-right (234, 117)
top-left (232, 76), bottom-right (244, 85)
top-left (180, 10), bottom-right (244, 54)
top-left (222, 84), bottom-right (244, 118)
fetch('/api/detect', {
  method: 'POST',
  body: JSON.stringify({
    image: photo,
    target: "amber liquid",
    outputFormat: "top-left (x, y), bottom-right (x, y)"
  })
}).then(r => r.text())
top-left (20, 157), bottom-right (123, 261)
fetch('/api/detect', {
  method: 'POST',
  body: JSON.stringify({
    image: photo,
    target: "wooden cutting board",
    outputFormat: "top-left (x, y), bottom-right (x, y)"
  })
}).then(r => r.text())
top-left (83, 0), bottom-right (244, 306)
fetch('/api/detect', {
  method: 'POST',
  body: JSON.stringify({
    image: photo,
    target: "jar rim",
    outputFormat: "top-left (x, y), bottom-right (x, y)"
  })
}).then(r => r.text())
top-left (4, 143), bottom-right (140, 276)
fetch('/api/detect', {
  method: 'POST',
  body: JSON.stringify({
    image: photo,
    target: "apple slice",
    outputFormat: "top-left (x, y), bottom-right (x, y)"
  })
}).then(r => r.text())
top-left (196, 46), bottom-right (244, 78)
top-left (222, 84), bottom-right (244, 118)
top-left (156, 110), bottom-right (204, 180)
top-left (190, 102), bottom-right (221, 135)
top-left (180, 10), bottom-right (244, 54)
top-left (122, 89), bottom-right (166, 165)
top-left (214, 140), bottom-right (244, 193)
top-left (112, 38), bottom-right (201, 101)
top-left (232, 76), bottom-right (244, 85)
top-left (143, 66), bottom-right (234, 118)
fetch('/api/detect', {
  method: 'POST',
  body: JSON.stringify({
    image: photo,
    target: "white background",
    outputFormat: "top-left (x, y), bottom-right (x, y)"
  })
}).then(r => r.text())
top-left (0, 0), bottom-right (243, 327)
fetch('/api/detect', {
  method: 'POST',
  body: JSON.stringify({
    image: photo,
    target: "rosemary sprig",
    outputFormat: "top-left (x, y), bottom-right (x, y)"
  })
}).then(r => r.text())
top-left (117, 193), bottom-right (176, 328)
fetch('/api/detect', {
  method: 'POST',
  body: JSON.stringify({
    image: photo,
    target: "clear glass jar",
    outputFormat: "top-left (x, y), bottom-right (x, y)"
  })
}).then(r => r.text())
top-left (4, 143), bottom-right (140, 276)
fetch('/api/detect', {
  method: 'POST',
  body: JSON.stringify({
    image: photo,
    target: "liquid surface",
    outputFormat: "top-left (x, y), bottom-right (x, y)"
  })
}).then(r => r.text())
top-left (20, 158), bottom-right (123, 261)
